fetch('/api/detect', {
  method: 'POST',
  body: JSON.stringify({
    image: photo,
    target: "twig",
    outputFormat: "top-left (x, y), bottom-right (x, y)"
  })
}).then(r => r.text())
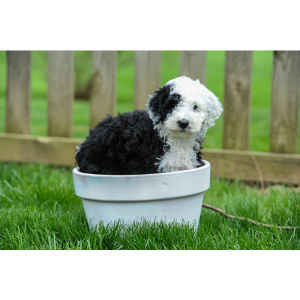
top-left (202, 203), bottom-right (300, 230)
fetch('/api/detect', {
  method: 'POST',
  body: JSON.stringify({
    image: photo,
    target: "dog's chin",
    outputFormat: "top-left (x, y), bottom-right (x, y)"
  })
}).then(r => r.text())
top-left (170, 129), bottom-right (196, 137)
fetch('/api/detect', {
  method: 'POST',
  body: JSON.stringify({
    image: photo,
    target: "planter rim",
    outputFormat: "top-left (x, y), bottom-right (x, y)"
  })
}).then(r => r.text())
top-left (73, 160), bottom-right (210, 178)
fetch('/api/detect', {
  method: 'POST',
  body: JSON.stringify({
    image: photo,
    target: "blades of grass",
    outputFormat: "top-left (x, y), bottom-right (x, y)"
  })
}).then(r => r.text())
top-left (96, 222), bottom-right (108, 250)
top-left (0, 190), bottom-right (13, 203)
top-left (4, 233), bottom-right (7, 250)
top-left (17, 226), bottom-right (24, 249)
top-left (3, 180), bottom-right (24, 196)
top-left (148, 239), bottom-right (160, 250)
top-left (77, 240), bottom-right (83, 250)
top-left (9, 231), bottom-right (17, 250)
top-left (288, 228), bottom-right (297, 245)
top-left (12, 169), bottom-right (27, 185)
top-left (93, 234), bottom-right (97, 250)
top-left (80, 240), bottom-right (89, 250)
top-left (48, 236), bottom-right (52, 250)
top-left (0, 231), bottom-right (8, 250)
top-left (86, 239), bottom-right (92, 250)
top-left (53, 233), bottom-right (56, 250)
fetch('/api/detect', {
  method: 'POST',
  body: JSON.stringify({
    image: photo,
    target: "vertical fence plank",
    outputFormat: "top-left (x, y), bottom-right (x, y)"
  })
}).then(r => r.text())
top-left (48, 51), bottom-right (74, 137)
top-left (180, 51), bottom-right (207, 84)
top-left (270, 51), bottom-right (300, 154)
top-left (134, 51), bottom-right (161, 110)
top-left (90, 51), bottom-right (117, 128)
top-left (6, 51), bottom-right (31, 134)
top-left (222, 51), bottom-right (253, 150)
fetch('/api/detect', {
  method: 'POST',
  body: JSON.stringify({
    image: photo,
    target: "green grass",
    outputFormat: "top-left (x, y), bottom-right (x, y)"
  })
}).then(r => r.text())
top-left (0, 162), bottom-right (299, 250)
top-left (1, 51), bottom-right (299, 151)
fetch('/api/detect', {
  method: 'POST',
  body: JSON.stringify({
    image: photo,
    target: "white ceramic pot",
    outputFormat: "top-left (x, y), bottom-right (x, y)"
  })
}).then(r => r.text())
top-left (73, 160), bottom-right (210, 228)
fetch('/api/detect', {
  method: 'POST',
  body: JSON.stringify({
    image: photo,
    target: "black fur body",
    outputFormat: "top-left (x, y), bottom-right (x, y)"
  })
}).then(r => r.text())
top-left (76, 110), bottom-right (165, 175)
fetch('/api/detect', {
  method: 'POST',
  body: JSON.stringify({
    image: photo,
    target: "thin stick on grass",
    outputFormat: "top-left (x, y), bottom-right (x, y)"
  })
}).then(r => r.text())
top-left (202, 203), bottom-right (300, 230)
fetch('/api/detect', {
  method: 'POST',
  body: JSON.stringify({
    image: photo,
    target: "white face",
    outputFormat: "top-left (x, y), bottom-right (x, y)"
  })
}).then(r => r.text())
top-left (147, 76), bottom-right (222, 173)
top-left (163, 77), bottom-right (207, 138)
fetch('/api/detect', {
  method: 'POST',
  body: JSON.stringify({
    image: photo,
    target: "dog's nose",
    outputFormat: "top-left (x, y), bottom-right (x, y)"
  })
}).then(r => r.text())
top-left (177, 119), bottom-right (189, 129)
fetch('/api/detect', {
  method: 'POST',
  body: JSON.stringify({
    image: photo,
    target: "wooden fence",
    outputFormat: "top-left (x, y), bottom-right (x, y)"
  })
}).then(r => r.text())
top-left (1, 51), bottom-right (300, 185)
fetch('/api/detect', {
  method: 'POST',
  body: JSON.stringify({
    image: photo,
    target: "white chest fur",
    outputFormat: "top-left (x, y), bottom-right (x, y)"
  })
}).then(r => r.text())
top-left (156, 135), bottom-right (200, 173)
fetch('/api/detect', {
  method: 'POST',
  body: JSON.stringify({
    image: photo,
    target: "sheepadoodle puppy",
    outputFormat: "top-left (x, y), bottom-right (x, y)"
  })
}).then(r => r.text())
top-left (75, 76), bottom-right (222, 175)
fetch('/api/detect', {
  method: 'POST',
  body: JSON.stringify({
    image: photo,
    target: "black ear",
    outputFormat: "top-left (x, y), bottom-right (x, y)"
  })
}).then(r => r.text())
top-left (147, 85), bottom-right (171, 125)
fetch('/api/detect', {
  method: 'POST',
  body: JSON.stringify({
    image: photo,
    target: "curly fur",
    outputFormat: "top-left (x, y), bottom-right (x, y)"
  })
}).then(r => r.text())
top-left (75, 76), bottom-right (222, 175)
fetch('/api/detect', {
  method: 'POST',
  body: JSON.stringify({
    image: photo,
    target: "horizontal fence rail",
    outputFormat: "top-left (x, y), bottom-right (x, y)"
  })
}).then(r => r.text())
top-left (1, 133), bottom-right (299, 185)
top-left (0, 50), bottom-right (300, 185)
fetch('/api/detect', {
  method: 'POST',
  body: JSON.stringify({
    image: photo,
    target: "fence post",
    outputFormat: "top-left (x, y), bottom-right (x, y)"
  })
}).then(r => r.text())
top-left (270, 51), bottom-right (300, 154)
top-left (180, 51), bottom-right (207, 84)
top-left (6, 51), bottom-right (31, 134)
top-left (134, 51), bottom-right (161, 110)
top-left (48, 51), bottom-right (74, 137)
top-left (222, 51), bottom-right (253, 150)
top-left (90, 51), bottom-right (117, 128)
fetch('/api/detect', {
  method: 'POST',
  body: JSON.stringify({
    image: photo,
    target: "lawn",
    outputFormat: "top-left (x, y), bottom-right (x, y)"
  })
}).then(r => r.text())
top-left (0, 51), bottom-right (300, 250)
top-left (0, 162), bottom-right (299, 250)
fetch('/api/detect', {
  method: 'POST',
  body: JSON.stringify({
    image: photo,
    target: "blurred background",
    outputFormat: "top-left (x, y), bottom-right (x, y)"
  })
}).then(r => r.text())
top-left (0, 51), bottom-right (298, 152)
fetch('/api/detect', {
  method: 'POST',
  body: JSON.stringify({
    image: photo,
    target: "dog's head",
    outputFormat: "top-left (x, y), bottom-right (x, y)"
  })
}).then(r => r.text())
top-left (147, 76), bottom-right (222, 141)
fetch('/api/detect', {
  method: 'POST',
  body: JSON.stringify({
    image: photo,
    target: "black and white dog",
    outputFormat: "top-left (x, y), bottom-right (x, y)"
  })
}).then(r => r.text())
top-left (75, 76), bottom-right (222, 175)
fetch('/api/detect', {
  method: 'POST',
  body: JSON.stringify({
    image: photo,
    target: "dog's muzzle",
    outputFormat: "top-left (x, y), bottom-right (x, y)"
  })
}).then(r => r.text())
top-left (177, 119), bottom-right (189, 129)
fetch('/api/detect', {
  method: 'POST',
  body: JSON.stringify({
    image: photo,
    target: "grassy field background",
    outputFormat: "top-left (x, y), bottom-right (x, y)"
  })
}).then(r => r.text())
top-left (1, 51), bottom-right (299, 152)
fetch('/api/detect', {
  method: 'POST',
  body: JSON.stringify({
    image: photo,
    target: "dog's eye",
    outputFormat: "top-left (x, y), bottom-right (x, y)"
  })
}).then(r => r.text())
top-left (193, 105), bottom-right (198, 110)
